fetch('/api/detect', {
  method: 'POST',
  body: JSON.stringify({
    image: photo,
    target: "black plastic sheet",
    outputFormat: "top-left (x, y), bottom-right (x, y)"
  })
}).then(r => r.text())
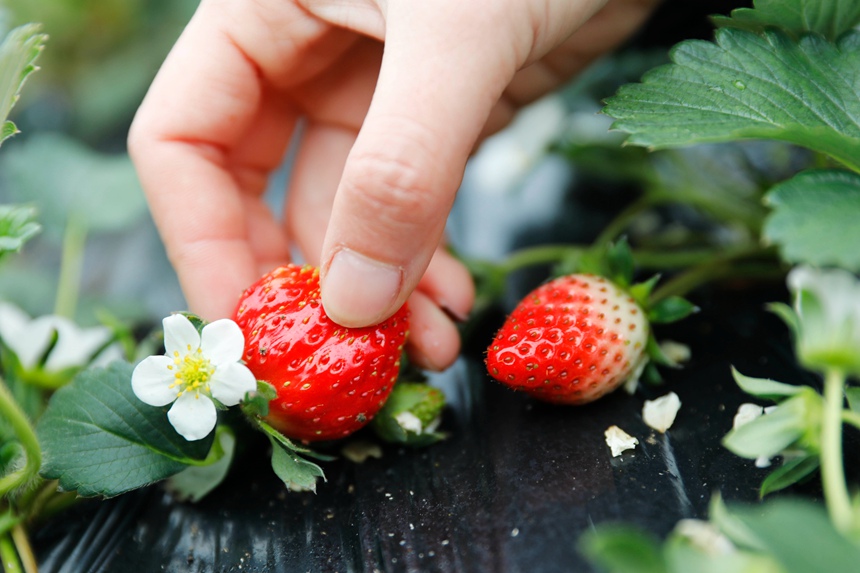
top-left (33, 286), bottom-right (822, 573)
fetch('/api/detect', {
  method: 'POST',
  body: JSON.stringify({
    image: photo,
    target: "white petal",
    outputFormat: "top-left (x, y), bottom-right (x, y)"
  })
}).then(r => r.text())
top-left (12, 316), bottom-right (57, 370)
top-left (90, 343), bottom-right (125, 368)
top-left (209, 362), bottom-right (256, 406)
top-left (642, 392), bottom-right (682, 433)
top-left (200, 319), bottom-right (245, 365)
top-left (168, 393), bottom-right (217, 441)
top-left (44, 320), bottom-right (112, 371)
top-left (0, 302), bottom-right (30, 342)
top-left (131, 355), bottom-right (179, 406)
top-left (163, 314), bottom-right (200, 357)
top-left (604, 425), bottom-right (638, 457)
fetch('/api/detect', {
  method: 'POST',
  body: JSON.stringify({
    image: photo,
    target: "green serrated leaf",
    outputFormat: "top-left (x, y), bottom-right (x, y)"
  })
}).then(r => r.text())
top-left (763, 170), bottom-right (860, 270)
top-left (648, 296), bottom-right (698, 325)
top-left (713, 0), bottom-right (860, 41)
top-left (167, 426), bottom-right (236, 503)
top-left (37, 362), bottom-right (213, 497)
top-left (722, 393), bottom-right (815, 459)
top-left (268, 436), bottom-right (325, 493)
top-left (0, 204), bottom-right (40, 258)
top-left (0, 22), bottom-right (46, 145)
top-left (731, 367), bottom-right (804, 401)
top-left (604, 29), bottom-right (860, 171)
top-left (760, 455), bottom-right (820, 497)
top-left (579, 526), bottom-right (668, 573)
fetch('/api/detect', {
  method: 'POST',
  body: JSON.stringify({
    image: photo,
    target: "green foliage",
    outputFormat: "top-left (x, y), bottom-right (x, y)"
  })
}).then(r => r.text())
top-left (371, 382), bottom-right (447, 447)
top-left (647, 297), bottom-right (698, 325)
top-left (0, 133), bottom-right (147, 237)
top-left (723, 389), bottom-right (820, 460)
top-left (255, 420), bottom-right (331, 493)
top-left (0, 205), bottom-right (39, 259)
top-left (0, 20), bottom-right (46, 146)
top-left (730, 368), bottom-right (804, 401)
top-left (759, 455), bottom-right (820, 497)
top-left (167, 426), bottom-right (236, 503)
top-left (604, 29), bottom-right (860, 171)
top-left (713, 0), bottom-right (860, 41)
top-left (579, 526), bottom-right (667, 573)
top-left (763, 170), bottom-right (860, 271)
top-left (37, 362), bottom-right (213, 497)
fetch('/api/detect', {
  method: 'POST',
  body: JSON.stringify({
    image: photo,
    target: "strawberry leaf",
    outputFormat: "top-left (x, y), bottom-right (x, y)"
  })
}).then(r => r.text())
top-left (604, 29), bottom-right (860, 171)
top-left (760, 455), bottom-right (819, 497)
top-left (0, 204), bottom-right (40, 259)
top-left (731, 367), bottom-right (805, 401)
top-left (712, 0), bottom-right (860, 41)
top-left (605, 238), bottom-right (635, 288)
top-left (763, 170), bottom-right (860, 271)
top-left (37, 362), bottom-right (213, 497)
top-left (722, 392), bottom-right (817, 460)
top-left (268, 436), bottom-right (325, 493)
top-left (0, 21), bottom-right (46, 147)
top-left (578, 526), bottom-right (667, 573)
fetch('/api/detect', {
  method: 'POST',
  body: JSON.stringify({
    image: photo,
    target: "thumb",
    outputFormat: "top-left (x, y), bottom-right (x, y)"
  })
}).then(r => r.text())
top-left (320, 3), bottom-right (520, 327)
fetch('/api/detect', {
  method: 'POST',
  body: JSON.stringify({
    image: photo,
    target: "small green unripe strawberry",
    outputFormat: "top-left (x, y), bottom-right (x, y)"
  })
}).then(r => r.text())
top-left (371, 382), bottom-right (446, 446)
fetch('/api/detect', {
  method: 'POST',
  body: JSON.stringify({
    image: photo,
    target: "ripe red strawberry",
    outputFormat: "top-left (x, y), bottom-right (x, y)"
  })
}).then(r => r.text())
top-left (485, 273), bottom-right (649, 405)
top-left (234, 264), bottom-right (409, 441)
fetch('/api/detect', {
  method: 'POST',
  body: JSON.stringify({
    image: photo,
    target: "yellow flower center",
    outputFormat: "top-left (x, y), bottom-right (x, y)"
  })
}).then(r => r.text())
top-left (170, 347), bottom-right (215, 397)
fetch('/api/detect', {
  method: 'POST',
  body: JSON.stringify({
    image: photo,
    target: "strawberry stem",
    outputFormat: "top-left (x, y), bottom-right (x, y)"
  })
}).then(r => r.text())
top-left (0, 379), bottom-right (41, 497)
top-left (821, 368), bottom-right (853, 534)
top-left (648, 245), bottom-right (781, 304)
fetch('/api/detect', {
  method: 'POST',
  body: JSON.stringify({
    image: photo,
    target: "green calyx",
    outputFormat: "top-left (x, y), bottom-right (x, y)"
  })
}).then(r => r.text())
top-left (371, 382), bottom-right (447, 447)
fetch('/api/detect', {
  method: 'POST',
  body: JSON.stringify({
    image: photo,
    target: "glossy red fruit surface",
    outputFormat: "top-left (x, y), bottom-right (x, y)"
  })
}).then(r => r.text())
top-left (234, 264), bottom-right (409, 441)
top-left (485, 274), bottom-right (648, 405)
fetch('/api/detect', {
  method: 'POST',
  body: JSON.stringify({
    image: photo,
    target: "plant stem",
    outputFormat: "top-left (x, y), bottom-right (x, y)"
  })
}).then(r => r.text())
top-left (9, 526), bottom-right (34, 573)
top-left (821, 368), bottom-right (852, 534)
top-left (54, 213), bottom-right (87, 320)
top-left (841, 410), bottom-right (860, 431)
top-left (0, 533), bottom-right (21, 573)
top-left (0, 379), bottom-right (41, 496)
top-left (592, 196), bottom-right (659, 247)
top-left (649, 245), bottom-right (780, 303)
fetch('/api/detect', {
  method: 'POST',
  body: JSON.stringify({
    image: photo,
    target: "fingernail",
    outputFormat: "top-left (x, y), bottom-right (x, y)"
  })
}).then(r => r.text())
top-left (322, 248), bottom-right (403, 327)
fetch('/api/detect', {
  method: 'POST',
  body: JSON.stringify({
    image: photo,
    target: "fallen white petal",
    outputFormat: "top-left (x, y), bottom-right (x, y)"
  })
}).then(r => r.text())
top-left (605, 425), bottom-right (638, 457)
top-left (209, 362), bottom-right (257, 406)
top-left (341, 440), bottom-right (384, 464)
top-left (167, 392), bottom-right (217, 441)
top-left (643, 392), bottom-right (682, 433)
top-left (131, 355), bottom-right (179, 406)
top-left (394, 411), bottom-right (423, 434)
top-left (200, 319), bottom-right (245, 366)
top-left (733, 403), bottom-right (764, 430)
top-left (163, 314), bottom-right (200, 357)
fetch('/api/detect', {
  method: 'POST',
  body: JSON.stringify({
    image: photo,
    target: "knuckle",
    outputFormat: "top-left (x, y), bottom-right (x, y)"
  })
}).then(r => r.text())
top-left (344, 148), bottom-right (445, 230)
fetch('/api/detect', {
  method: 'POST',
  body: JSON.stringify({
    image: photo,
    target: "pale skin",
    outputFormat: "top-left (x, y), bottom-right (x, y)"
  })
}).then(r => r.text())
top-left (128, 0), bottom-right (659, 371)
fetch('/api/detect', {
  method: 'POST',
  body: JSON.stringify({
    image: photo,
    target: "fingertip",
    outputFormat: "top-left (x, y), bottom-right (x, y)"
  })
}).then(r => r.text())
top-left (404, 291), bottom-right (462, 372)
top-left (320, 247), bottom-right (405, 328)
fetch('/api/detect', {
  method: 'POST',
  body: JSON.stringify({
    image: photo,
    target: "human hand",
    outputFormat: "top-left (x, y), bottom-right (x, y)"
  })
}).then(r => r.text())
top-left (128, 0), bottom-right (659, 371)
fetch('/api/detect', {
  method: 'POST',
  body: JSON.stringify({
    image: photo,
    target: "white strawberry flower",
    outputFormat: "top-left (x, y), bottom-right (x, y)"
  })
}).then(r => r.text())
top-left (0, 301), bottom-right (116, 374)
top-left (132, 314), bottom-right (256, 441)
